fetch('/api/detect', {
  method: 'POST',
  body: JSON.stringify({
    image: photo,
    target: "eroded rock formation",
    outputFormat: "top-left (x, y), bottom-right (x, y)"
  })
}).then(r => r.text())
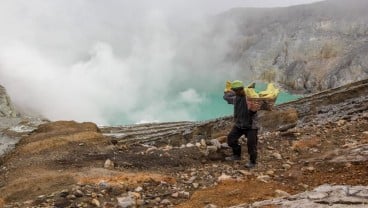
top-left (0, 85), bottom-right (17, 118)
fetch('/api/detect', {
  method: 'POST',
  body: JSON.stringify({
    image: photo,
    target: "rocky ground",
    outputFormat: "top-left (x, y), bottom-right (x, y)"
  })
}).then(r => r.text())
top-left (0, 80), bottom-right (367, 208)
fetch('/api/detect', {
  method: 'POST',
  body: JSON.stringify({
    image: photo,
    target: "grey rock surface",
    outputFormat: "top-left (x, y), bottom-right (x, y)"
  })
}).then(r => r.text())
top-left (0, 134), bottom-right (20, 157)
top-left (216, 0), bottom-right (368, 93)
top-left (0, 85), bottom-right (17, 117)
top-left (230, 184), bottom-right (368, 208)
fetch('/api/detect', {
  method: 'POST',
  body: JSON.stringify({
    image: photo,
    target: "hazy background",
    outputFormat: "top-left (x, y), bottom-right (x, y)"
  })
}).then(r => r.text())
top-left (0, 0), bottom-right (323, 125)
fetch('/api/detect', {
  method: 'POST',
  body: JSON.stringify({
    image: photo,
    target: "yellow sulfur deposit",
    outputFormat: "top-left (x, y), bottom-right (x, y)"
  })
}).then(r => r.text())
top-left (224, 81), bottom-right (279, 100)
top-left (258, 83), bottom-right (279, 99)
top-left (244, 87), bottom-right (259, 98)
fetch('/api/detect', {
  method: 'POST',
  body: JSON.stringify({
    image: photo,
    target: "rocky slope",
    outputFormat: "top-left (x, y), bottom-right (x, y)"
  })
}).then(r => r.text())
top-left (216, 0), bottom-right (368, 93)
top-left (0, 84), bottom-right (46, 157)
top-left (0, 78), bottom-right (367, 207)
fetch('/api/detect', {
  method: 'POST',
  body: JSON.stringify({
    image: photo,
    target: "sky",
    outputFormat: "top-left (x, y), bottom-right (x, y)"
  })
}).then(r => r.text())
top-left (0, 0), bottom-right (324, 125)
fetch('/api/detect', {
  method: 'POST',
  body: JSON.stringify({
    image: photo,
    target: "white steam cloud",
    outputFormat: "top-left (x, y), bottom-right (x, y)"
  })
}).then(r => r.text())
top-left (0, 0), bottom-right (322, 125)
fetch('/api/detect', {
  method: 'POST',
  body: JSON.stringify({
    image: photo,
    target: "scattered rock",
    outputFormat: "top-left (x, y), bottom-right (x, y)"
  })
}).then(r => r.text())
top-left (180, 191), bottom-right (190, 199)
top-left (135, 186), bottom-right (143, 192)
top-left (303, 166), bottom-right (315, 172)
top-left (336, 119), bottom-right (346, 126)
top-left (91, 198), bottom-right (100, 207)
top-left (266, 170), bottom-right (275, 175)
top-left (282, 164), bottom-right (291, 169)
top-left (237, 170), bottom-right (252, 176)
top-left (59, 190), bottom-right (69, 198)
top-left (171, 192), bottom-right (179, 198)
top-left (104, 159), bottom-right (114, 169)
top-left (218, 173), bottom-right (232, 181)
top-left (186, 143), bottom-right (195, 148)
top-left (272, 152), bottom-right (282, 160)
top-left (275, 189), bottom-right (291, 198)
top-left (160, 199), bottom-right (171, 205)
top-left (117, 196), bottom-right (135, 208)
top-left (257, 175), bottom-right (271, 183)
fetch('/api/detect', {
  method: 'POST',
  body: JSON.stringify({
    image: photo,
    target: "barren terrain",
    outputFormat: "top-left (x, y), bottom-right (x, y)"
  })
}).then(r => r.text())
top-left (0, 79), bottom-right (368, 207)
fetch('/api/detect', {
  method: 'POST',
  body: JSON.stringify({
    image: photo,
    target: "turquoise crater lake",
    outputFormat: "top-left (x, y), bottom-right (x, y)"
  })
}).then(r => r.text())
top-left (111, 83), bottom-right (302, 125)
top-left (196, 83), bottom-right (301, 121)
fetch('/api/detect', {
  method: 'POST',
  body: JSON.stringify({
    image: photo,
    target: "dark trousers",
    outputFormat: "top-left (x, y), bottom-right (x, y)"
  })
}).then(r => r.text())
top-left (227, 126), bottom-right (258, 163)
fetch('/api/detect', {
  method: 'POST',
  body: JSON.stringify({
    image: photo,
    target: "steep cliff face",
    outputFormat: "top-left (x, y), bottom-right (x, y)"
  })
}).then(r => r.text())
top-left (0, 85), bottom-right (17, 117)
top-left (217, 0), bottom-right (368, 93)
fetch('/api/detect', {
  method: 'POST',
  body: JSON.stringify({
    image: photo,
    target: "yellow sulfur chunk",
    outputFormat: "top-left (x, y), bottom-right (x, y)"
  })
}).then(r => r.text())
top-left (258, 83), bottom-right (279, 99)
top-left (244, 87), bottom-right (259, 98)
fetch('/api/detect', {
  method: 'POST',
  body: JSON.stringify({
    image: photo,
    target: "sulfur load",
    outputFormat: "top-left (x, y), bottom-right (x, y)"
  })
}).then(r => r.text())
top-left (225, 81), bottom-right (279, 111)
top-left (245, 83), bottom-right (279, 111)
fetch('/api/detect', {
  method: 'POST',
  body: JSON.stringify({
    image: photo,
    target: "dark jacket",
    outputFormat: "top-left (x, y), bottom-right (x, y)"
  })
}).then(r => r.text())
top-left (223, 91), bottom-right (257, 129)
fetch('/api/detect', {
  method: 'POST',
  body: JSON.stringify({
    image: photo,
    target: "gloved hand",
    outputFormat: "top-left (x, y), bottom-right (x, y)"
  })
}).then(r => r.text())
top-left (224, 80), bottom-right (232, 92)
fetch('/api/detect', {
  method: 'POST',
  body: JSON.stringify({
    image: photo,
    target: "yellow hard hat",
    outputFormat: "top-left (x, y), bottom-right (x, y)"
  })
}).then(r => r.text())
top-left (231, 80), bottom-right (244, 89)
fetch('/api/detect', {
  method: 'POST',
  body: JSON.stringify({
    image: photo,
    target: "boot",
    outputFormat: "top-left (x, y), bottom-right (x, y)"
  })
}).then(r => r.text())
top-left (225, 155), bottom-right (241, 161)
top-left (245, 161), bottom-right (256, 169)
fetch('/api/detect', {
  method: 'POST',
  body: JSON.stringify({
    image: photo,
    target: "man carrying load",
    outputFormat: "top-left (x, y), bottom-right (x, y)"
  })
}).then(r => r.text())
top-left (223, 80), bottom-right (259, 169)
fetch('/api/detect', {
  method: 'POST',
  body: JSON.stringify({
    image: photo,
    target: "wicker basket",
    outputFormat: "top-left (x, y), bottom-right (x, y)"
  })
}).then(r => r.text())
top-left (246, 97), bottom-right (276, 111)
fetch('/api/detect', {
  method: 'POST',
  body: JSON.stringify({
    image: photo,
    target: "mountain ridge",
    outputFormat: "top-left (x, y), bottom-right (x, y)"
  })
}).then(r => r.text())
top-left (214, 0), bottom-right (368, 93)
